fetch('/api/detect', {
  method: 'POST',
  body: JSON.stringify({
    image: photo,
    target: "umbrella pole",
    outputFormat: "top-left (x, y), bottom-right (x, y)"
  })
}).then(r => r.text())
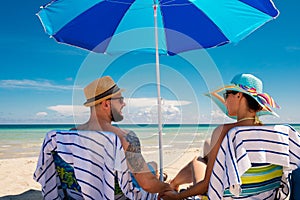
top-left (153, 3), bottom-right (164, 182)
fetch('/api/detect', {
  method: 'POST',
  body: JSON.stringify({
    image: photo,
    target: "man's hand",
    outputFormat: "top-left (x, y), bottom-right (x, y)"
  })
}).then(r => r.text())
top-left (158, 190), bottom-right (179, 200)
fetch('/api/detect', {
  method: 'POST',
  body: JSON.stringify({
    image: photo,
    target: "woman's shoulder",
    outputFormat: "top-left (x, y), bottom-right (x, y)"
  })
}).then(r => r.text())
top-left (210, 123), bottom-right (238, 142)
top-left (214, 123), bottom-right (237, 133)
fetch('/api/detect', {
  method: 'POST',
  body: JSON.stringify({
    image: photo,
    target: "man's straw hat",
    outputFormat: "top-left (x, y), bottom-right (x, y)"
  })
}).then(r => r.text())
top-left (83, 76), bottom-right (124, 107)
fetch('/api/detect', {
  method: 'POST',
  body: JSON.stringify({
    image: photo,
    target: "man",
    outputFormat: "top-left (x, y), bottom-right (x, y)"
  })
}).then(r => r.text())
top-left (34, 76), bottom-right (170, 199)
top-left (76, 76), bottom-right (171, 194)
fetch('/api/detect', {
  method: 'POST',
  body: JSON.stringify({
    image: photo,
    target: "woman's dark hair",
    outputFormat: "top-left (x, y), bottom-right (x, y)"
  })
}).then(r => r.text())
top-left (243, 93), bottom-right (263, 112)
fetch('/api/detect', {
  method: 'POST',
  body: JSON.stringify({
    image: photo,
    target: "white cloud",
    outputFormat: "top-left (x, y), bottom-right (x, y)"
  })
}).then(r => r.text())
top-left (0, 79), bottom-right (81, 90)
top-left (123, 98), bottom-right (192, 124)
top-left (65, 77), bottom-right (73, 81)
top-left (126, 98), bottom-right (191, 108)
top-left (285, 46), bottom-right (300, 52)
top-left (36, 112), bottom-right (48, 117)
top-left (47, 105), bottom-right (89, 117)
top-left (206, 109), bottom-right (231, 124)
top-left (44, 98), bottom-right (192, 124)
top-left (211, 109), bottom-right (226, 118)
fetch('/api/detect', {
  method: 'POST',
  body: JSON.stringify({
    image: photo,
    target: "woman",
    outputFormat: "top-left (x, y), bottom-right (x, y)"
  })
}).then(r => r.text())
top-left (159, 73), bottom-right (280, 199)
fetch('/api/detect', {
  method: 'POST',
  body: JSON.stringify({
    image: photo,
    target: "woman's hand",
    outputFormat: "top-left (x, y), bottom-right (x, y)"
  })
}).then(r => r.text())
top-left (158, 190), bottom-right (180, 200)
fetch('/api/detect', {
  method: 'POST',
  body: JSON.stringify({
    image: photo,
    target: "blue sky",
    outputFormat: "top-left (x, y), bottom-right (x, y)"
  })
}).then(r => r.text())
top-left (0, 0), bottom-right (299, 124)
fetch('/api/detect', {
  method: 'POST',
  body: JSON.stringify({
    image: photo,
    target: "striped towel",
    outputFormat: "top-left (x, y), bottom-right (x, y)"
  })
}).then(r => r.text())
top-left (208, 124), bottom-right (300, 199)
top-left (33, 130), bottom-right (157, 200)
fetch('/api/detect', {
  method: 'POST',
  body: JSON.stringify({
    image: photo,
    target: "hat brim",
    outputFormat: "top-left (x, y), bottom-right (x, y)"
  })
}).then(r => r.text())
top-left (84, 88), bottom-right (125, 107)
top-left (205, 85), bottom-right (279, 119)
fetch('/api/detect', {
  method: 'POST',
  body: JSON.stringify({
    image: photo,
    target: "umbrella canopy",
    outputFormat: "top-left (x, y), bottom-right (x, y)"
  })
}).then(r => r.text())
top-left (38, 0), bottom-right (279, 55)
top-left (37, 0), bottom-right (279, 180)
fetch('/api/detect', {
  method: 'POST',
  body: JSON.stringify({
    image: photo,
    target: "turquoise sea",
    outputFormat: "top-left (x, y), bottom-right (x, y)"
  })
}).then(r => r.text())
top-left (0, 124), bottom-right (299, 160)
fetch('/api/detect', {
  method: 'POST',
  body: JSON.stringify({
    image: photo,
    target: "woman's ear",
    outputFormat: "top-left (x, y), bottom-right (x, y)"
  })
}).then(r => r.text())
top-left (237, 92), bottom-right (242, 98)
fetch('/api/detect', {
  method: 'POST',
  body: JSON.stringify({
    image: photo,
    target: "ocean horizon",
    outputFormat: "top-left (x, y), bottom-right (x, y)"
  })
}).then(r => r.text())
top-left (1, 123), bottom-right (299, 161)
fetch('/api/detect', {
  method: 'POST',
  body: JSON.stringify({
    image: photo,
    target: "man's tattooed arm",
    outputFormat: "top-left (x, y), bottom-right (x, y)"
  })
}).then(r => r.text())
top-left (124, 130), bottom-right (171, 193)
top-left (124, 131), bottom-right (147, 173)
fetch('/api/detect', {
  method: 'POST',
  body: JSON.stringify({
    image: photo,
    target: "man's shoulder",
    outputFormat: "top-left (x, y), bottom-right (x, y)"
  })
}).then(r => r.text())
top-left (124, 130), bottom-right (139, 142)
top-left (125, 130), bottom-right (137, 136)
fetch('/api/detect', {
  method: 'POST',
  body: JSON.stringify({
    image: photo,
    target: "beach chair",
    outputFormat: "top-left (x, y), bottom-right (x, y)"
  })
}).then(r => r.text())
top-left (207, 124), bottom-right (300, 199)
top-left (290, 166), bottom-right (300, 200)
top-left (33, 130), bottom-right (157, 200)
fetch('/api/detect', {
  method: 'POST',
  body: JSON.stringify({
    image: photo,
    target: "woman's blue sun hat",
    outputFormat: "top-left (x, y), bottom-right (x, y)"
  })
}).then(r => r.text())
top-left (206, 73), bottom-right (280, 118)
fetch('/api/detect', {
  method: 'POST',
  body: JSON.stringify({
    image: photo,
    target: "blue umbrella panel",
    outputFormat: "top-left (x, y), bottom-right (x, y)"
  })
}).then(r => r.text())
top-left (38, 0), bottom-right (279, 55)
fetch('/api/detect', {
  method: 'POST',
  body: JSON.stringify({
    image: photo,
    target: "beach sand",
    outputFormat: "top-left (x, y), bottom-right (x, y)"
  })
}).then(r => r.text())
top-left (0, 157), bottom-right (42, 199)
top-left (0, 149), bottom-right (202, 199)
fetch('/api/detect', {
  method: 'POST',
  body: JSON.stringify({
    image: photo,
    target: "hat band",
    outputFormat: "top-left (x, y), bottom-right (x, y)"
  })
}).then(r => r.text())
top-left (236, 84), bottom-right (280, 108)
top-left (85, 85), bottom-right (120, 104)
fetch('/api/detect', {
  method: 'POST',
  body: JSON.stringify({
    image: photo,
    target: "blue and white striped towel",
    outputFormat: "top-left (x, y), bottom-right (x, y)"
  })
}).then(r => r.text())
top-left (33, 130), bottom-right (157, 200)
top-left (207, 125), bottom-right (300, 199)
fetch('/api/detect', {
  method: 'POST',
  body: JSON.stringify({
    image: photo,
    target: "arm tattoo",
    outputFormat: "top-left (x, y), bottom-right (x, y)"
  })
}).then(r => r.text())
top-left (125, 131), bottom-right (146, 172)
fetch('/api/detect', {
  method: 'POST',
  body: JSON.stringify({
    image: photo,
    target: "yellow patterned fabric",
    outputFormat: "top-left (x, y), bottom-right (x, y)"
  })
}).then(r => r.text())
top-left (223, 163), bottom-right (283, 196)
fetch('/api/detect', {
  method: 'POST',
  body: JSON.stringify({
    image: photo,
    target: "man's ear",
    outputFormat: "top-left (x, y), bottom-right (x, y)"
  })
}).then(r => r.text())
top-left (102, 100), bottom-right (111, 109)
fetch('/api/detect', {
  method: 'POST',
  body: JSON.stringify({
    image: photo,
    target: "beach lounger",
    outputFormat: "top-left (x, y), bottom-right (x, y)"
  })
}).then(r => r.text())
top-left (33, 130), bottom-right (157, 200)
top-left (290, 166), bottom-right (300, 200)
top-left (207, 124), bottom-right (300, 199)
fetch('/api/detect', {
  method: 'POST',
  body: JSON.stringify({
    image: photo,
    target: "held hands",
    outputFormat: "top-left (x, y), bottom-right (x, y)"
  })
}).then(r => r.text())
top-left (158, 189), bottom-right (180, 200)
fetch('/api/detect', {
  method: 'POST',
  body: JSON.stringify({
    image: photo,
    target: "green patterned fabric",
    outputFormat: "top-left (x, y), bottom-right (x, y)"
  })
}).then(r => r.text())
top-left (114, 175), bottom-right (123, 195)
top-left (52, 152), bottom-right (82, 193)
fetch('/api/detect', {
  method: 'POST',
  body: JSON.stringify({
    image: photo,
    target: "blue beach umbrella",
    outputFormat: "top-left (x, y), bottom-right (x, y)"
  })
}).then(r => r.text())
top-left (37, 0), bottom-right (279, 180)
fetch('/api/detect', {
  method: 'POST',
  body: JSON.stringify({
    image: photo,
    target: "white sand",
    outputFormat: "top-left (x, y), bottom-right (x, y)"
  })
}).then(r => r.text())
top-left (0, 157), bottom-right (42, 199)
